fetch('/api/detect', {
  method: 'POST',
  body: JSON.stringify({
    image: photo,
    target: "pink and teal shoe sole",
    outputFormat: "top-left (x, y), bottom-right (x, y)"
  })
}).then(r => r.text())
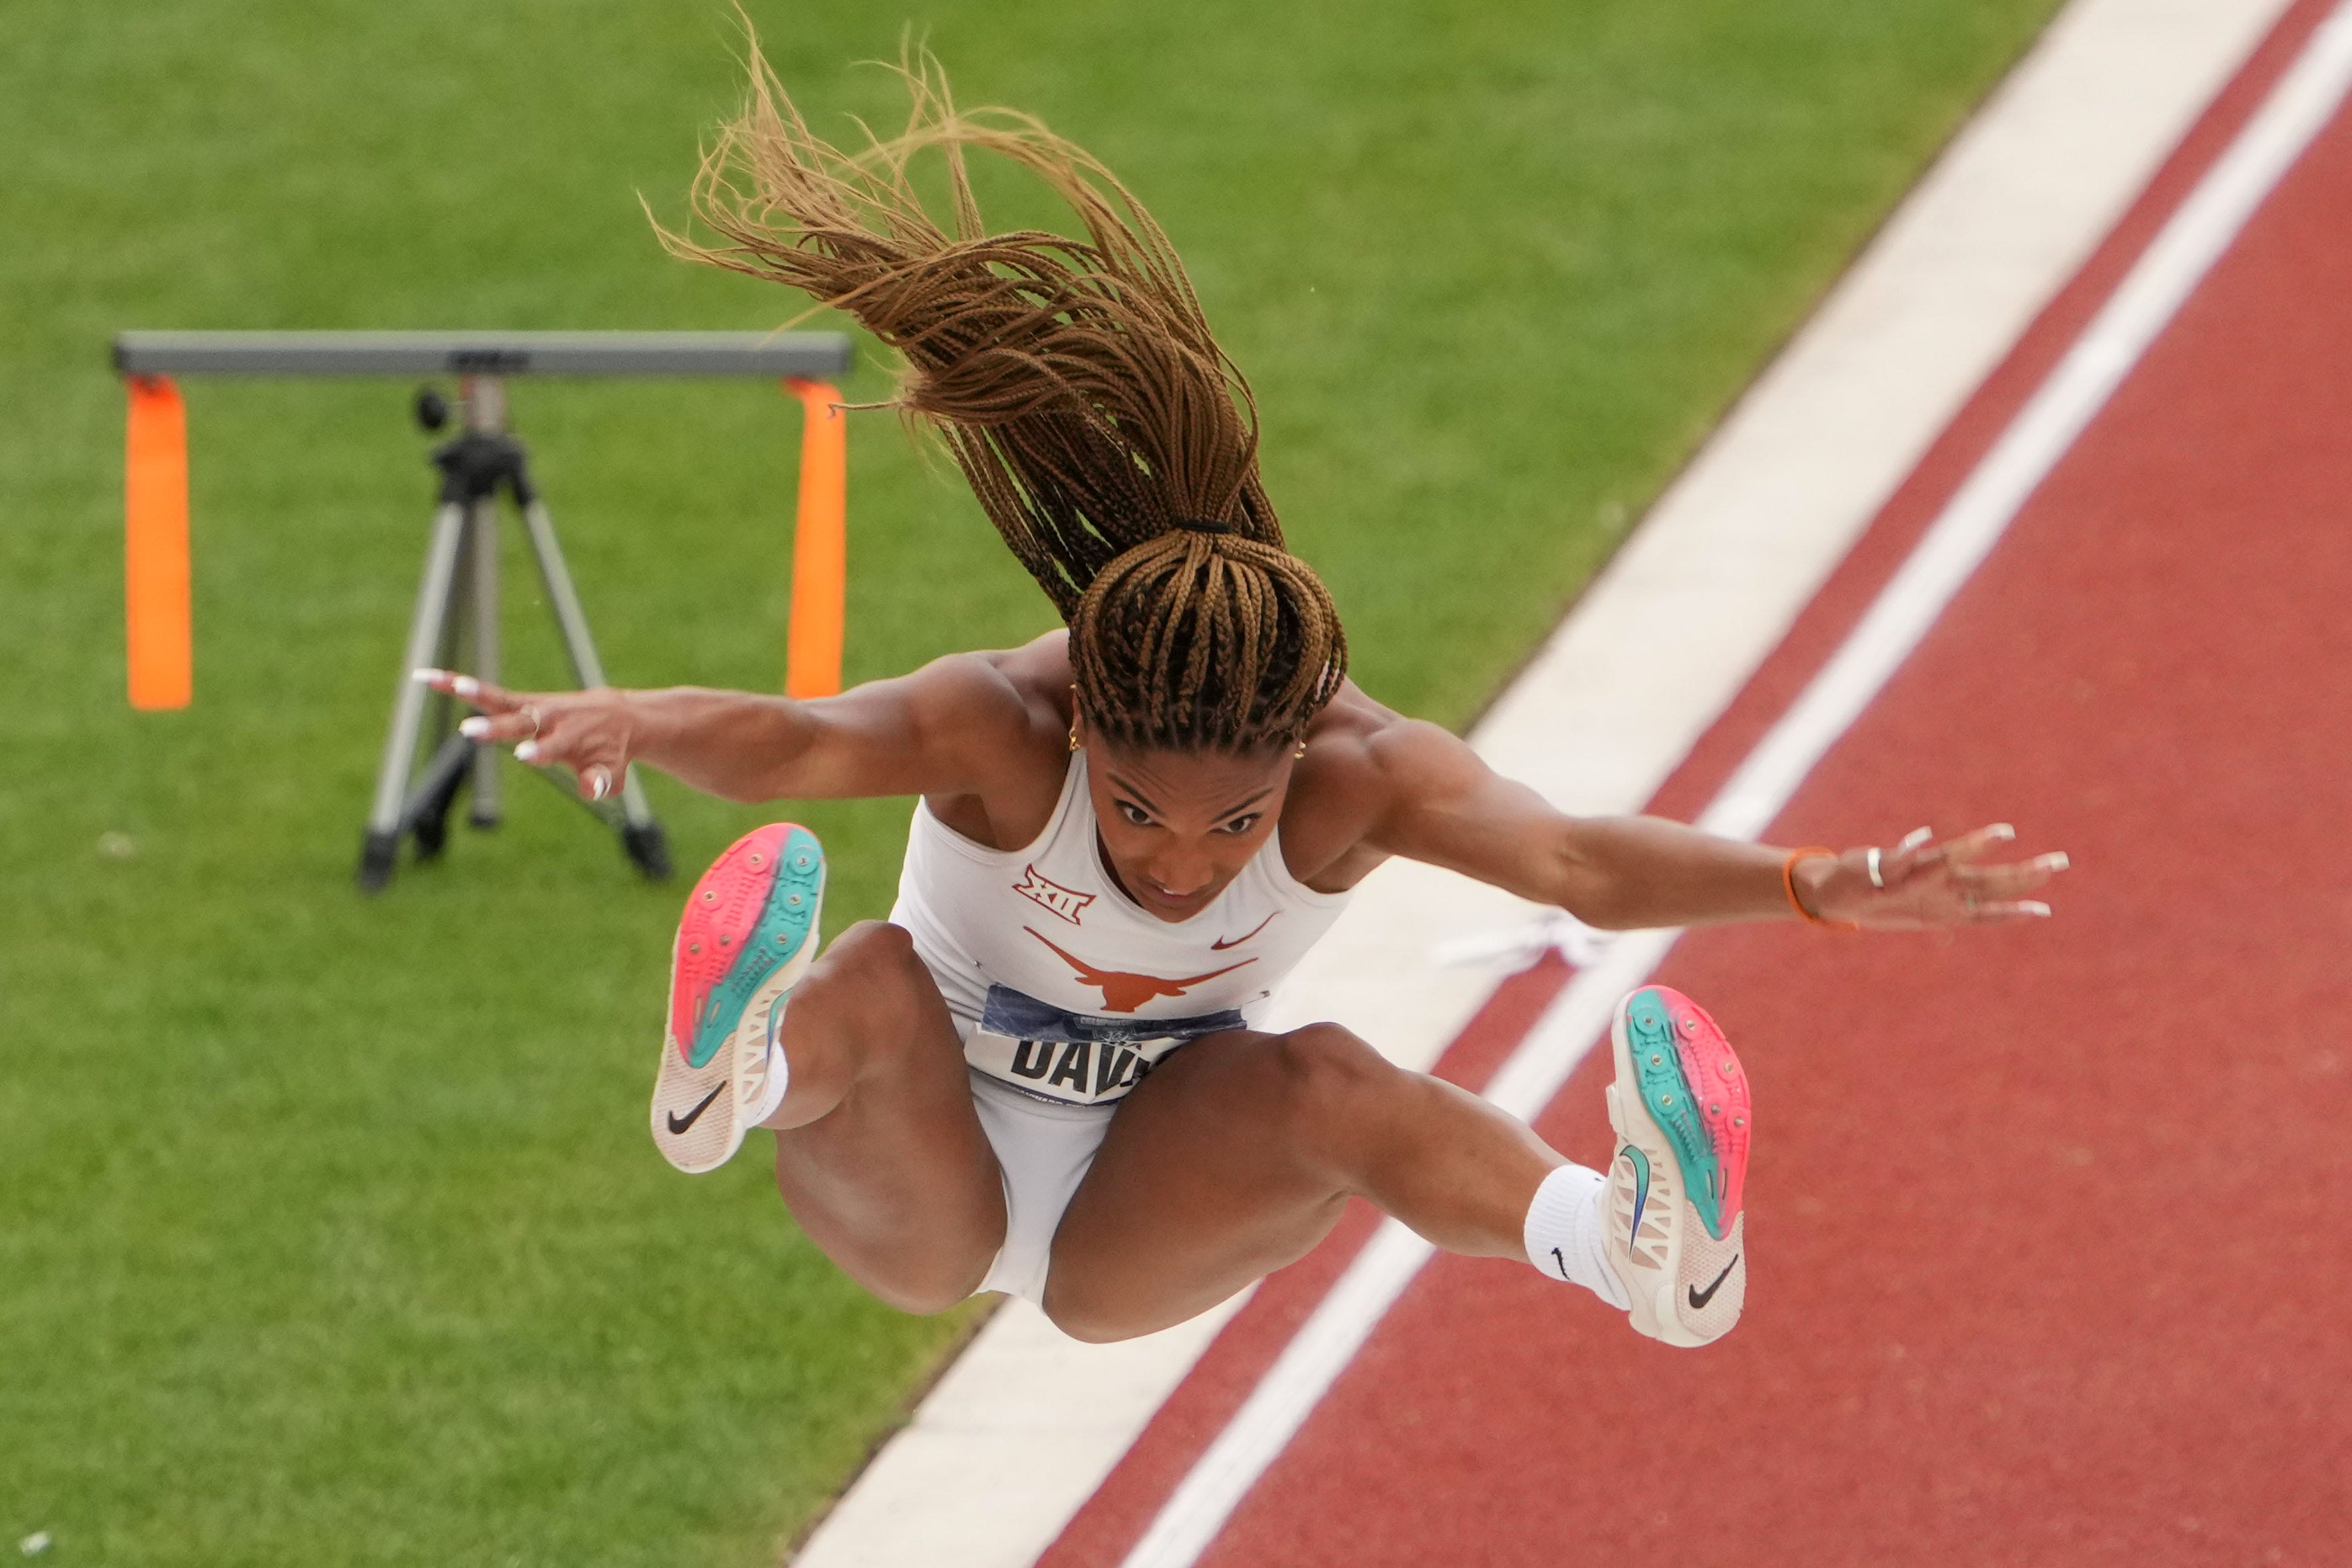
top-left (668, 824), bottom-right (825, 1070)
top-left (1619, 985), bottom-right (1750, 1240)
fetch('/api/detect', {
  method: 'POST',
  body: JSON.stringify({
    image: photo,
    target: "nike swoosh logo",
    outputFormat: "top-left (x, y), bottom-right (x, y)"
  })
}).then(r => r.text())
top-left (1211, 913), bottom-right (1277, 951)
top-left (666, 1083), bottom-right (726, 1136)
top-left (1688, 1255), bottom-right (1740, 1311)
top-left (1621, 1144), bottom-right (1650, 1249)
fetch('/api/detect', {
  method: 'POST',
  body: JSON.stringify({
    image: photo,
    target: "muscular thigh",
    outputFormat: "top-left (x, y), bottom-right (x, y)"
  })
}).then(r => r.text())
top-left (769, 921), bottom-right (1005, 1314)
top-left (1043, 1028), bottom-right (1351, 1341)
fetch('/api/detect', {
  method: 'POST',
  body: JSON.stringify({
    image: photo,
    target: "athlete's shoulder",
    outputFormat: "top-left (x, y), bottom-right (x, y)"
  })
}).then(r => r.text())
top-left (888, 635), bottom-right (1067, 763)
top-left (980, 628), bottom-right (1076, 692)
top-left (1295, 684), bottom-right (1492, 839)
top-left (1287, 686), bottom-right (1535, 888)
top-left (1302, 682), bottom-right (1457, 797)
top-left (1275, 683), bottom-right (1426, 885)
top-left (891, 636), bottom-right (1073, 843)
top-left (898, 630), bottom-right (1067, 728)
top-left (966, 629), bottom-right (1079, 732)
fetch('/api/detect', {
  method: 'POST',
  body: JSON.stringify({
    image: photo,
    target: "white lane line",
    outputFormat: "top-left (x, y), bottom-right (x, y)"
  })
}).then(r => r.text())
top-left (1708, 0), bottom-right (2352, 845)
top-left (1115, 11), bottom-right (2352, 1567)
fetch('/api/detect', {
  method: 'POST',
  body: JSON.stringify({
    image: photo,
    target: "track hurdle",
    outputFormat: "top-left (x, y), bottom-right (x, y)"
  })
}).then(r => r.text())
top-left (113, 330), bottom-right (853, 890)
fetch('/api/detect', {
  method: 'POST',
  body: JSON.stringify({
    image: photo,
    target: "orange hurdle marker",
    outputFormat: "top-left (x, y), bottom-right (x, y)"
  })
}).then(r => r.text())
top-left (124, 374), bottom-right (192, 710)
top-left (783, 378), bottom-right (848, 700)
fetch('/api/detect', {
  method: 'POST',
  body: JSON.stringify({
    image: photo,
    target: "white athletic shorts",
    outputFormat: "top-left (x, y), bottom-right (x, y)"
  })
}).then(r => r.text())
top-left (968, 1067), bottom-right (1114, 1305)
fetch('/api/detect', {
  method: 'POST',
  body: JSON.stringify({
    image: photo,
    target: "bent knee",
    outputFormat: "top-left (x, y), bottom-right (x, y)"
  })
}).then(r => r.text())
top-left (795, 921), bottom-right (928, 1025)
top-left (814, 918), bottom-right (920, 980)
top-left (1041, 1308), bottom-right (1132, 1345)
top-left (1265, 1021), bottom-right (1400, 1157)
top-left (1037, 1279), bottom-right (1155, 1344)
top-left (863, 1261), bottom-right (990, 1319)
top-left (1273, 1022), bottom-right (1390, 1103)
top-left (775, 920), bottom-right (956, 1102)
top-left (822, 1239), bottom-right (992, 1317)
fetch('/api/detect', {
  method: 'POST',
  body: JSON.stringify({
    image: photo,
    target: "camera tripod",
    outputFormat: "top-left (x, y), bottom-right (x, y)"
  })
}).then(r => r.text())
top-left (358, 375), bottom-right (670, 891)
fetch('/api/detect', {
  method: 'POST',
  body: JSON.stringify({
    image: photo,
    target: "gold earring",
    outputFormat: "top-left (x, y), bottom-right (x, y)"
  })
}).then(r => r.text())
top-left (1069, 725), bottom-right (1081, 753)
top-left (1293, 737), bottom-right (1307, 759)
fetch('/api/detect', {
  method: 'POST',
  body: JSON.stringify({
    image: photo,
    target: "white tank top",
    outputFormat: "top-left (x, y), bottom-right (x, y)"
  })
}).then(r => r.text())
top-left (888, 749), bottom-right (1351, 1107)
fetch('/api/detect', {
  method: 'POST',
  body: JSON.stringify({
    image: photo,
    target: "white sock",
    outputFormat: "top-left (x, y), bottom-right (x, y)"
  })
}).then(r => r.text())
top-left (1523, 1163), bottom-right (1629, 1310)
top-left (750, 1000), bottom-right (792, 1128)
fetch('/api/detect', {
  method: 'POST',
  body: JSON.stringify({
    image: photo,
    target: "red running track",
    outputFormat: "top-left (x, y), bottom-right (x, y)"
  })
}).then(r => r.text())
top-left (1043, 4), bottom-right (2352, 1564)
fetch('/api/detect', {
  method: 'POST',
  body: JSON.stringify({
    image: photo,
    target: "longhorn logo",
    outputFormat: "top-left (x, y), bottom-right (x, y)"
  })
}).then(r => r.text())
top-left (1023, 926), bottom-right (1255, 1013)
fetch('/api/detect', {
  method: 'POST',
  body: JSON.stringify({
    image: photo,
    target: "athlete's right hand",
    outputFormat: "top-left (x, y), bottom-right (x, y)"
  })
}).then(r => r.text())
top-left (413, 668), bottom-right (634, 801)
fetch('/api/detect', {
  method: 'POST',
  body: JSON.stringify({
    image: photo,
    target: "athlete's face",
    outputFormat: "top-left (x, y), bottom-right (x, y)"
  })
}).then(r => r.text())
top-left (1083, 733), bottom-right (1295, 923)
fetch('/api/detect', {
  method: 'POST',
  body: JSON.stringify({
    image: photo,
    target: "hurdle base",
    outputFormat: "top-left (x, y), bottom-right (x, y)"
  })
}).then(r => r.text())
top-left (356, 375), bottom-right (668, 893)
top-left (357, 831), bottom-right (402, 894)
top-left (621, 821), bottom-right (673, 882)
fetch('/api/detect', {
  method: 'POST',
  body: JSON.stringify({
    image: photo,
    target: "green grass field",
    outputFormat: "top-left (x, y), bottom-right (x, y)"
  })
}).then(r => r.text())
top-left (3, 1), bottom-right (2060, 1561)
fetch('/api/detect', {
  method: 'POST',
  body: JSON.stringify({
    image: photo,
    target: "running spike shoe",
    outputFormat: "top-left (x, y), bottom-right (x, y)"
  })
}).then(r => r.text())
top-left (1603, 985), bottom-right (1751, 1347)
top-left (652, 823), bottom-right (825, 1174)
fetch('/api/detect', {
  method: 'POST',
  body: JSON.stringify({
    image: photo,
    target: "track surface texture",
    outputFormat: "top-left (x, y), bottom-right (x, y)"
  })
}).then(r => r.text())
top-left (1042, 5), bottom-right (2352, 1565)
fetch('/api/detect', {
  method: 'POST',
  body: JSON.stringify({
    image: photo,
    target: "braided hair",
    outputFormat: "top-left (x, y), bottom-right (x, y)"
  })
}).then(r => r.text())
top-left (660, 46), bottom-right (1347, 752)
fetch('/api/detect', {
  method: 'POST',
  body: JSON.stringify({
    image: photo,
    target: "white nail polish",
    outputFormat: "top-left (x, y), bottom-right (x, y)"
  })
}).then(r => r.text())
top-left (2021, 900), bottom-right (2051, 917)
top-left (412, 666), bottom-right (442, 684)
top-left (452, 675), bottom-right (480, 699)
top-left (459, 716), bottom-right (487, 739)
top-left (590, 773), bottom-right (610, 801)
top-left (515, 740), bottom-right (539, 763)
top-left (1900, 827), bottom-right (1932, 851)
top-left (2037, 852), bottom-right (2070, 871)
top-left (1988, 823), bottom-right (2016, 841)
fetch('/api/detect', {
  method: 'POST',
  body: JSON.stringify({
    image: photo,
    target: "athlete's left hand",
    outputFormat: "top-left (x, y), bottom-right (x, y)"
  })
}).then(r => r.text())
top-left (1792, 823), bottom-right (2067, 928)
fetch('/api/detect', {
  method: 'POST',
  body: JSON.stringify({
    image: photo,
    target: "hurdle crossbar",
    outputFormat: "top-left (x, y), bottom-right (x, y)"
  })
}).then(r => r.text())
top-left (114, 330), bottom-right (852, 378)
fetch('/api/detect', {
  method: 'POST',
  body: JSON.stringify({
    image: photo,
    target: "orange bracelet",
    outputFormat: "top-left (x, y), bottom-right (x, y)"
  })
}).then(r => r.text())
top-left (1782, 847), bottom-right (1857, 930)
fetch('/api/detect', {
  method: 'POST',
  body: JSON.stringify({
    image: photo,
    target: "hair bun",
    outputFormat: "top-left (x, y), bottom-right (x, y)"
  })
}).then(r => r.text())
top-left (670, 44), bottom-right (1345, 751)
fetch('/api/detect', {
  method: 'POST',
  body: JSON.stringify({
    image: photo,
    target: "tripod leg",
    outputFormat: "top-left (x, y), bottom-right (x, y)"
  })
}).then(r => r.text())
top-left (426, 572), bottom-right (463, 747)
top-left (466, 495), bottom-right (502, 829)
top-left (415, 515), bottom-right (475, 860)
top-left (519, 497), bottom-right (671, 880)
top-left (517, 497), bottom-right (610, 687)
top-left (360, 500), bottom-right (469, 891)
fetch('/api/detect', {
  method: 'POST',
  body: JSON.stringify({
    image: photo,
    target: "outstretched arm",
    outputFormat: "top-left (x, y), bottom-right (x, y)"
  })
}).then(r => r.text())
top-left (414, 654), bottom-right (1036, 805)
top-left (1361, 718), bottom-right (2065, 930)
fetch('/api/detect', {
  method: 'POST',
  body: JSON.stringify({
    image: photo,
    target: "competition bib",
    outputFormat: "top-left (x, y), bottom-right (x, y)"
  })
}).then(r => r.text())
top-left (966, 983), bottom-right (1247, 1107)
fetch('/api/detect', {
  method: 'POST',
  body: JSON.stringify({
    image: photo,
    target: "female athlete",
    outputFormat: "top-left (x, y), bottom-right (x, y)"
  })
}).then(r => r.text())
top-left (420, 57), bottom-right (2065, 1348)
